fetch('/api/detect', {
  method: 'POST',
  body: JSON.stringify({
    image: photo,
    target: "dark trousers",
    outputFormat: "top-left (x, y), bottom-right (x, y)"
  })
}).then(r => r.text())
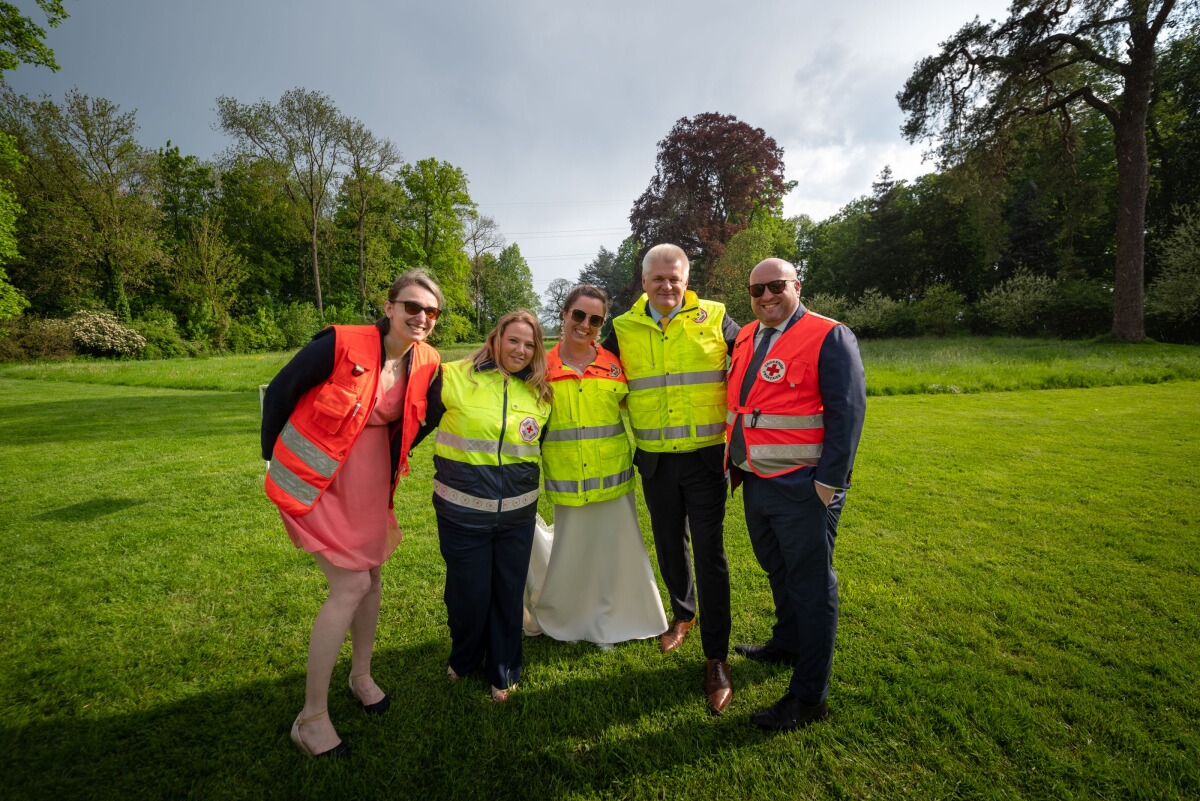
top-left (743, 467), bottom-right (843, 705)
top-left (640, 447), bottom-right (731, 660)
top-left (437, 515), bottom-right (535, 689)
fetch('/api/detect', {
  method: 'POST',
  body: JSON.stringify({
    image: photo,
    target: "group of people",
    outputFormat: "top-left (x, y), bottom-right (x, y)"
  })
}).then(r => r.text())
top-left (260, 243), bottom-right (866, 758)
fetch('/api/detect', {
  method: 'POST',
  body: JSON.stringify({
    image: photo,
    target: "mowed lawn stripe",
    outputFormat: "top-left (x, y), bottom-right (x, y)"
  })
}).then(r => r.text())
top-left (0, 378), bottom-right (1197, 800)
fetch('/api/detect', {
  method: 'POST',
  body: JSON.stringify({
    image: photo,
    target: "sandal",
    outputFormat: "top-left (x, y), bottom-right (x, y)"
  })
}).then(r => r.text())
top-left (290, 710), bottom-right (350, 759)
top-left (348, 674), bottom-right (390, 715)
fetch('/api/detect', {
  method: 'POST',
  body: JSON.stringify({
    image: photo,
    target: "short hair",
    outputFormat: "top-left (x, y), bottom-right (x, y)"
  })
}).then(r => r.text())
top-left (560, 284), bottom-right (610, 318)
top-left (641, 243), bottom-right (690, 279)
top-left (377, 268), bottom-right (444, 335)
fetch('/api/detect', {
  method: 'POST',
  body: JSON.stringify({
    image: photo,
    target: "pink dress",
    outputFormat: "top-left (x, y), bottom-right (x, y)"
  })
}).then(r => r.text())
top-left (281, 370), bottom-right (409, 570)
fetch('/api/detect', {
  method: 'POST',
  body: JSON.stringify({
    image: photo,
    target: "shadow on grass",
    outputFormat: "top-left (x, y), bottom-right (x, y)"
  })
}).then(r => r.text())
top-left (1, 638), bottom-right (793, 801)
top-left (35, 497), bottom-right (149, 522)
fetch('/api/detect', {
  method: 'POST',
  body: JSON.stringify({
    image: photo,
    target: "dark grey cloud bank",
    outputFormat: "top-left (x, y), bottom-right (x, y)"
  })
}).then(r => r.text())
top-left (8, 0), bottom-right (1011, 290)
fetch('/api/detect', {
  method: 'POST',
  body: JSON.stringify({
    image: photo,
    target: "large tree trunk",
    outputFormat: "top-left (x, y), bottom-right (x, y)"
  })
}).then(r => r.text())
top-left (1111, 22), bottom-right (1156, 342)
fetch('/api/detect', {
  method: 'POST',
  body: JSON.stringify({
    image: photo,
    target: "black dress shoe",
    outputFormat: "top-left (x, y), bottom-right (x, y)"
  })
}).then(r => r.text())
top-left (750, 694), bottom-right (831, 731)
top-left (734, 643), bottom-right (799, 666)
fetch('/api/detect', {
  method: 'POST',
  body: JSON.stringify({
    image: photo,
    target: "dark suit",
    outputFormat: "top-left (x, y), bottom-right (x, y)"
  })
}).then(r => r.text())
top-left (735, 304), bottom-right (865, 705)
top-left (604, 311), bottom-right (740, 661)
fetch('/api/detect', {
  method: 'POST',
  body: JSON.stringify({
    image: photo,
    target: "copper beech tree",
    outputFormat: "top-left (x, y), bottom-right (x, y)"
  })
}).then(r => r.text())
top-left (629, 112), bottom-right (789, 293)
top-left (898, 0), bottom-right (1197, 341)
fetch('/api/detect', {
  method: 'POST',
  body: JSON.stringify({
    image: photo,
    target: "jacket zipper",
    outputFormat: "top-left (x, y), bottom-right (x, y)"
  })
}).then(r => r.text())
top-left (496, 375), bottom-right (510, 526)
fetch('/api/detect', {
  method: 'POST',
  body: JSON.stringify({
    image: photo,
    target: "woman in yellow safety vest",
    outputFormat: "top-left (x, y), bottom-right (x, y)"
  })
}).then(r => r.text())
top-left (425, 309), bottom-right (553, 702)
top-left (524, 285), bottom-right (667, 648)
top-left (261, 270), bottom-right (443, 758)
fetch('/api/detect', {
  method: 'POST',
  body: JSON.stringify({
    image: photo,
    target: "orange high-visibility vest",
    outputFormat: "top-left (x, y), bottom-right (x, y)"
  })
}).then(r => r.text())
top-left (724, 311), bottom-right (838, 478)
top-left (265, 325), bottom-right (440, 516)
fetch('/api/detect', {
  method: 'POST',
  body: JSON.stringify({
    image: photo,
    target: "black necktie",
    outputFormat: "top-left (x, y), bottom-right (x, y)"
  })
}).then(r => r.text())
top-left (729, 327), bottom-right (776, 467)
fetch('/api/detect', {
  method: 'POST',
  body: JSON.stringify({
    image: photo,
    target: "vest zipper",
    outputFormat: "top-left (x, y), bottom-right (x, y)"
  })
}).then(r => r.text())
top-left (496, 375), bottom-right (510, 526)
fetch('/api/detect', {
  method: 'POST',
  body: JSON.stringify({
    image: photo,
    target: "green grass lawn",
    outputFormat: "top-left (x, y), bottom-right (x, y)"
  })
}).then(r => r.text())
top-left (1, 343), bottom-right (1198, 800)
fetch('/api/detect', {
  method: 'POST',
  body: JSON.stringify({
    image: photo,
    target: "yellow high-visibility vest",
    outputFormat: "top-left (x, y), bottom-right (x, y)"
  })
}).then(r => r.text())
top-left (433, 360), bottom-right (550, 526)
top-left (611, 290), bottom-right (729, 453)
top-left (542, 343), bottom-right (634, 506)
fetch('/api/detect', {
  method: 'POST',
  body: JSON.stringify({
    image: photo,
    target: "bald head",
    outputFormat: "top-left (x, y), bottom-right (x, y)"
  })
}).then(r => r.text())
top-left (749, 258), bottom-right (801, 327)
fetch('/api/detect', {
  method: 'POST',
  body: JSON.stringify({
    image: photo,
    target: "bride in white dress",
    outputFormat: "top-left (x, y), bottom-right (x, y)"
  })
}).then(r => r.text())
top-left (523, 285), bottom-right (667, 646)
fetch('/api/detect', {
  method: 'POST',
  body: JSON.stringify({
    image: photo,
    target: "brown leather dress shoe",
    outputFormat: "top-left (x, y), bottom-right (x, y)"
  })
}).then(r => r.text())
top-left (704, 659), bottom-right (732, 715)
top-left (659, 617), bottom-right (695, 654)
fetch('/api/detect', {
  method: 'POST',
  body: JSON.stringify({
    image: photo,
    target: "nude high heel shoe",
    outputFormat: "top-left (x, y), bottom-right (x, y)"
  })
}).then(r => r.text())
top-left (348, 674), bottom-right (390, 715)
top-left (290, 710), bottom-right (350, 758)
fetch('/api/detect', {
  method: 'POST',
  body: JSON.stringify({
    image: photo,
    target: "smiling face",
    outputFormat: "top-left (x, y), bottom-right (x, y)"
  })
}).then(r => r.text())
top-left (561, 295), bottom-right (606, 349)
top-left (384, 285), bottom-right (439, 346)
top-left (749, 258), bottom-right (801, 328)
top-left (497, 321), bottom-right (536, 374)
top-left (642, 255), bottom-right (688, 315)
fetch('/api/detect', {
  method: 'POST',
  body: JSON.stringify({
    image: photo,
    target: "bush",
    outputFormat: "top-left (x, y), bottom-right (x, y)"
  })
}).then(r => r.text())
top-left (0, 316), bottom-right (77, 361)
top-left (1049, 279), bottom-right (1112, 338)
top-left (1147, 203), bottom-right (1200, 325)
top-left (803, 292), bottom-right (853, 323)
top-left (910, 283), bottom-right (967, 337)
top-left (975, 269), bottom-right (1057, 336)
top-left (228, 307), bottom-right (286, 353)
top-left (133, 308), bottom-right (190, 359)
top-left (70, 311), bottom-right (146, 358)
top-left (184, 303), bottom-right (230, 352)
top-left (276, 301), bottom-right (324, 348)
top-left (844, 289), bottom-right (907, 338)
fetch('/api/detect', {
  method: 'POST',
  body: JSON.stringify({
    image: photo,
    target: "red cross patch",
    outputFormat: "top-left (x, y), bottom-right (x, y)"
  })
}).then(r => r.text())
top-left (692, 308), bottom-right (708, 323)
top-left (760, 358), bottom-right (786, 383)
top-left (519, 416), bottom-right (540, 442)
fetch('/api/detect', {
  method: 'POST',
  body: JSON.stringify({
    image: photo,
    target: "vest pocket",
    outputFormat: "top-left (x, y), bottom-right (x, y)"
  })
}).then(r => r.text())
top-left (312, 381), bottom-right (361, 434)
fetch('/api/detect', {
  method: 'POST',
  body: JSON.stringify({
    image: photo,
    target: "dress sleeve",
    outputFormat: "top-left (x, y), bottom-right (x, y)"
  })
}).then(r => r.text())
top-left (260, 328), bottom-right (335, 460)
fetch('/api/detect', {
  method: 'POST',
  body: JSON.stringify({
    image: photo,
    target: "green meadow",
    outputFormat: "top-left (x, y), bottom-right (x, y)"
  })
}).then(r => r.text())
top-left (1, 340), bottom-right (1198, 800)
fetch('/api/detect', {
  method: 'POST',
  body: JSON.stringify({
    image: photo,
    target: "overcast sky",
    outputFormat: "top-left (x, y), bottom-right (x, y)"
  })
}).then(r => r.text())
top-left (8, 0), bottom-right (1012, 296)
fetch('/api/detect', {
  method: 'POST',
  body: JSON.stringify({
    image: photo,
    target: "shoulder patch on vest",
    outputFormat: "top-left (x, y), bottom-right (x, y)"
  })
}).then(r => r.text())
top-left (760, 358), bottom-right (786, 383)
top-left (692, 308), bottom-right (708, 323)
top-left (609, 362), bottom-right (621, 378)
top-left (519, 416), bottom-right (541, 442)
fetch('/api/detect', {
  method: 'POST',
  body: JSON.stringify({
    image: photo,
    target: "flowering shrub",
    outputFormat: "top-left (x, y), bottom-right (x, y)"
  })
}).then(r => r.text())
top-left (70, 310), bottom-right (146, 357)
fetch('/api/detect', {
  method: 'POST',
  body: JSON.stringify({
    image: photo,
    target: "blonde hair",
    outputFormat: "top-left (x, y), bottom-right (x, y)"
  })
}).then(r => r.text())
top-left (469, 309), bottom-right (553, 405)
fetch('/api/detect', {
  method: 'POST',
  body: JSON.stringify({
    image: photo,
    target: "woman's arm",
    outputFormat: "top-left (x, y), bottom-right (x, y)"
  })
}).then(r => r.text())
top-left (260, 329), bottom-right (335, 460)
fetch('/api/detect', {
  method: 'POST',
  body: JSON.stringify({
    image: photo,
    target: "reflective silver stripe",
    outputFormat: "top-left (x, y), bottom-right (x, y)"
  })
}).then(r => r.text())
top-left (547, 467), bottom-right (634, 495)
top-left (543, 423), bottom-right (625, 442)
top-left (500, 442), bottom-right (540, 458)
top-left (433, 480), bottom-right (540, 513)
top-left (695, 422), bottom-right (726, 438)
top-left (626, 369), bottom-right (726, 391)
top-left (437, 431), bottom-right (499, 455)
top-left (726, 412), bottom-right (824, 430)
top-left (280, 422), bottom-right (339, 478)
top-left (268, 459), bottom-right (320, 506)
top-left (748, 443), bottom-right (823, 471)
top-left (437, 430), bottom-right (539, 459)
top-left (633, 425), bottom-right (701, 441)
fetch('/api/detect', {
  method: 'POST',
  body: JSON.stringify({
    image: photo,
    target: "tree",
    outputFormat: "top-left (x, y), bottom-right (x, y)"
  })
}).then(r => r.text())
top-left (174, 212), bottom-right (248, 347)
top-left (464, 213), bottom-right (504, 332)
top-left (479, 244), bottom-right (539, 329)
top-left (217, 88), bottom-right (345, 313)
top-left (0, 0), bottom-right (66, 73)
top-left (898, 0), bottom-right (1198, 340)
top-left (0, 0), bottom-right (68, 323)
top-left (339, 118), bottom-right (399, 316)
top-left (4, 88), bottom-right (164, 320)
top-left (158, 141), bottom-right (215, 245)
top-left (578, 236), bottom-right (640, 310)
top-left (630, 112), bottom-right (789, 292)
top-left (707, 215), bottom-right (799, 325)
top-left (394, 158), bottom-right (474, 308)
top-left (540, 277), bottom-right (573, 329)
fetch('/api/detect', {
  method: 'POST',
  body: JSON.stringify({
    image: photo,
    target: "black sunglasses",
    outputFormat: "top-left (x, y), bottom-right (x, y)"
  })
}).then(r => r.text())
top-left (748, 280), bottom-right (792, 298)
top-left (397, 300), bottom-right (441, 319)
top-left (568, 308), bottom-right (605, 327)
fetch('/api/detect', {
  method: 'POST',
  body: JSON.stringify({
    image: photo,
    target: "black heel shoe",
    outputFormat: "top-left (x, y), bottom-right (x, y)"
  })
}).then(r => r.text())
top-left (348, 674), bottom-right (390, 715)
top-left (290, 711), bottom-right (350, 758)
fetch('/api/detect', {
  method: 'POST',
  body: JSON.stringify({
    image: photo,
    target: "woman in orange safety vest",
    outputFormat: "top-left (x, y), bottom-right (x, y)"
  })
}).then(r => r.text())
top-left (261, 270), bottom-right (442, 758)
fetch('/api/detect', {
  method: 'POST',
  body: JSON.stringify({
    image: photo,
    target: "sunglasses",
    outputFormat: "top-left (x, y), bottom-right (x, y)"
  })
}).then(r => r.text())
top-left (396, 300), bottom-right (441, 319)
top-left (748, 280), bottom-right (792, 298)
top-left (568, 308), bottom-right (605, 327)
